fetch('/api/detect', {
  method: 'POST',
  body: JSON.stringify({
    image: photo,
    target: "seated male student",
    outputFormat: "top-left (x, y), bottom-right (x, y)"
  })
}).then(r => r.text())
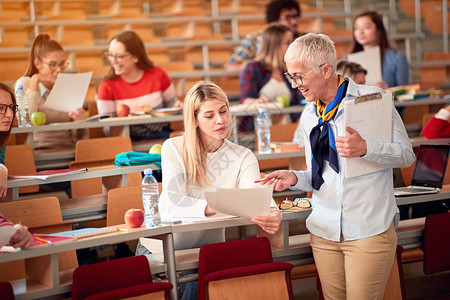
top-left (226, 0), bottom-right (302, 71)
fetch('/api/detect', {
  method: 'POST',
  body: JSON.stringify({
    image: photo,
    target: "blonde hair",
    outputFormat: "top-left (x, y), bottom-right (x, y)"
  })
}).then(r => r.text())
top-left (182, 81), bottom-right (231, 187)
top-left (284, 32), bottom-right (337, 72)
top-left (255, 23), bottom-right (292, 71)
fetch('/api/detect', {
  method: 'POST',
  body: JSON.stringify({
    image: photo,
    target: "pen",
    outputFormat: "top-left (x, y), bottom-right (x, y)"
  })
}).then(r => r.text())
top-left (35, 237), bottom-right (52, 244)
top-left (118, 228), bottom-right (128, 232)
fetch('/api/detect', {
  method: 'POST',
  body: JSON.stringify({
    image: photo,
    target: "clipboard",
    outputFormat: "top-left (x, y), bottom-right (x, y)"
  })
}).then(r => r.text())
top-left (343, 92), bottom-right (392, 178)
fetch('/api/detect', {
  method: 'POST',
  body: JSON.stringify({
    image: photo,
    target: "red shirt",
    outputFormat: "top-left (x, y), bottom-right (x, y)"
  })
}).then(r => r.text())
top-left (422, 117), bottom-right (450, 139)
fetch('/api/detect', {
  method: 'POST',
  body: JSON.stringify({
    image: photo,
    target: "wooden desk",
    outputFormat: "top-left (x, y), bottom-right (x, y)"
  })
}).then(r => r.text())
top-left (8, 164), bottom-right (159, 200)
top-left (0, 224), bottom-right (174, 300)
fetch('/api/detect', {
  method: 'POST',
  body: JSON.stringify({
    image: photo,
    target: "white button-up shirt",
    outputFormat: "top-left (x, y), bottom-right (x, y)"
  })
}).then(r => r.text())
top-left (291, 79), bottom-right (415, 242)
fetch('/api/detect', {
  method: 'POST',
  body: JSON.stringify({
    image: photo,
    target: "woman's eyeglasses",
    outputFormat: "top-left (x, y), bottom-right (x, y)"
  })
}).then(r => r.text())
top-left (0, 104), bottom-right (18, 115)
top-left (104, 51), bottom-right (131, 62)
top-left (284, 63), bottom-right (325, 86)
top-left (40, 60), bottom-right (69, 71)
top-left (279, 198), bottom-right (311, 210)
top-left (279, 14), bottom-right (300, 21)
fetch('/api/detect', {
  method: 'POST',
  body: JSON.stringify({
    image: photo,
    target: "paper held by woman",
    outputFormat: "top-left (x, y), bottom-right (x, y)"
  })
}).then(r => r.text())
top-left (204, 185), bottom-right (272, 218)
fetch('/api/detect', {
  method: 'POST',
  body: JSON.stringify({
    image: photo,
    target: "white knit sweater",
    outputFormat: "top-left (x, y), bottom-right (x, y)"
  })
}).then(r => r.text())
top-left (159, 136), bottom-right (272, 250)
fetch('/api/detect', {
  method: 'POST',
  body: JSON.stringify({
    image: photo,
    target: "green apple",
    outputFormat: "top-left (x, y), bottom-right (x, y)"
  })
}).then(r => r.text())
top-left (149, 144), bottom-right (162, 154)
top-left (30, 112), bottom-right (46, 126)
top-left (276, 95), bottom-right (290, 107)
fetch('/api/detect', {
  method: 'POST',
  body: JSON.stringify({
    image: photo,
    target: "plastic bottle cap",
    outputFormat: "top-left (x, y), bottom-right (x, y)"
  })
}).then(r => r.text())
top-left (258, 108), bottom-right (266, 115)
top-left (17, 85), bottom-right (23, 91)
top-left (144, 169), bottom-right (153, 175)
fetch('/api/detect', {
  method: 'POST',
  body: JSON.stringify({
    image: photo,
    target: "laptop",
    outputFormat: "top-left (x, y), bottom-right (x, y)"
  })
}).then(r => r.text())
top-left (394, 144), bottom-right (450, 197)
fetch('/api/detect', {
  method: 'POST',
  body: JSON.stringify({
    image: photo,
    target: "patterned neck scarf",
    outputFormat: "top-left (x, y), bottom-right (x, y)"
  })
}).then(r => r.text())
top-left (310, 75), bottom-right (348, 190)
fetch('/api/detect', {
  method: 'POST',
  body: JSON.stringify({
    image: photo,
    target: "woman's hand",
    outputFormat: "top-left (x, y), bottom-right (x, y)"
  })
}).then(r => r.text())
top-left (376, 80), bottom-right (389, 90)
top-left (243, 96), bottom-right (270, 105)
top-left (69, 108), bottom-right (86, 121)
top-left (0, 167), bottom-right (7, 200)
top-left (204, 204), bottom-right (216, 217)
top-left (9, 224), bottom-right (33, 249)
top-left (252, 209), bottom-right (281, 234)
top-left (335, 126), bottom-right (367, 157)
top-left (256, 170), bottom-right (298, 191)
top-left (173, 100), bottom-right (183, 109)
top-left (29, 73), bottom-right (56, 91)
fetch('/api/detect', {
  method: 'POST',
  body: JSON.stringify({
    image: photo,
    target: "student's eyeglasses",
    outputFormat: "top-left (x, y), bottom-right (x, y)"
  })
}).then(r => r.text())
top-left (0, 104), bottom-right (18, 115)
top-left (279, 14), bottom-right (300, 21)
top-left (40, 60), bottom-right (69, 71)
top-left (284, 63), bottom-right (326, 86)
top-left (104, 51), bottom-right (131, 62)
top-left (279, 198), bottom-right (311, 210)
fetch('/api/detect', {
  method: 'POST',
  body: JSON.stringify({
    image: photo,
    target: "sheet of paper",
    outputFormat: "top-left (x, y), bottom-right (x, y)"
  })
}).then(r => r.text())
top-left (343, 93), bottom-right (392, 178)
top-left (347, 46), bottom-right (382, 86)
top-left (43, 72), bottom-right (93, 112)
top-left (204, 185), bottom-right (272, 219)
top-left (0, 225), bottom-right (17, 248)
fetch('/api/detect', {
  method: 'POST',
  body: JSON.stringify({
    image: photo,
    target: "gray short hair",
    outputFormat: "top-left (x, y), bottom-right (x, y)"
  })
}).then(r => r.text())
top-left (284, 33), bottom-right (337, 72)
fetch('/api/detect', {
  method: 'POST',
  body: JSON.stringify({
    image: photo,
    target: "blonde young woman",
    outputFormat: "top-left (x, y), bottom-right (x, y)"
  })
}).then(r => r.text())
top-left (159, 81), bottom-right (281, 250)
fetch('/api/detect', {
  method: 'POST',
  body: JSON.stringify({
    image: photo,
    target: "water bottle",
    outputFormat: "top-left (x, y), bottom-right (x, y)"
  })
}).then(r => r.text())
top-left (142, 169), bottom-right (161, 227)
top-left (256, 108), bottom-right (271, 154)
top-left (15, 85), bottom-right (31, 127)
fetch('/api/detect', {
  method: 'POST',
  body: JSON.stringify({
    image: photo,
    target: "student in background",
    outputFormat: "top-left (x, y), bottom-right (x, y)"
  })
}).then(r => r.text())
top-left (336, 60), bottom-right (367, 84)
top-left (260, 33), bottom-right (415, 299)
top-left (226, 0), bottom-right (301, 71)
top-left (0, 83), bottom-right (33, 249)
top-left (97, 31), bottom-right (182, 140)
top-left (422, 105), bottom-right (450, 139)
top-left (0, 83), bottom-right (16, 200)
top-left (240, 23), bottom-right (302, 131)
top-left (351, 11), bottom-right (409, 89)
top-left (15, 34), bottom-right (85, 149)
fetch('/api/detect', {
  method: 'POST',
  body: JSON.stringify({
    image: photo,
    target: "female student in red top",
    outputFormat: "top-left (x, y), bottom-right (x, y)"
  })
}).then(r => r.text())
top-left (422, 105), bottom-right (450, 139)
top-left (97, 31), bottom-right (182, 140)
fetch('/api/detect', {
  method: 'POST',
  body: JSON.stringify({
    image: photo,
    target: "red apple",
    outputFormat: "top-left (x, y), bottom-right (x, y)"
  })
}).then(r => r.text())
top-left (124, 208), bottom-right (144, 228)
top-left (116, 104), bottom-right (130, 117)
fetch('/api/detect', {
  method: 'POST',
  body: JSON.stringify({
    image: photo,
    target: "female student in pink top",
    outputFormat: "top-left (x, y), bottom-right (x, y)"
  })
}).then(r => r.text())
top-left (97, 31), bottom-right (182, 140)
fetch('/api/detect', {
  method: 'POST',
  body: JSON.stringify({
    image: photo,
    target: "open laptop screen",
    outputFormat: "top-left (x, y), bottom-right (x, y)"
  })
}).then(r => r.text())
top-left (411, 145), bottom-right (450, 188)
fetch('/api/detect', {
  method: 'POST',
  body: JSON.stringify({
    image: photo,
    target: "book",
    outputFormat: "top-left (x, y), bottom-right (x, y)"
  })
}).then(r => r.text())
top-left (8, 168), bottom-right (87, 180)
top-left (0, 233), bottom-right (76, 252)
top-left (52, 227), bottom-right (119, 239)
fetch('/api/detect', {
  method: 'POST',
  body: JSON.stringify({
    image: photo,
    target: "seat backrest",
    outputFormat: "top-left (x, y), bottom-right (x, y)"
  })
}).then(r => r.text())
top-left (107, 183), bottom-right (162, 226)
top-left (71, 137), bottom-right (142, 198)
top-left (0, 281), bottom-right (14, 300)
top-left (423, 212), bottom-right (450, 274)
top-left (107, 185), bottom-right (143, 226)
top-left (72, 255), bottom-right (152, 300)
top-left (0, 197), bottom-right (77, 282)
top-left (5, 144), bottom-right (39, 194)
top-left (74, 136), bottom-right (133, 161)
top-left (198, 237), bottom-right (273, 277)
top-left (383, 245), bottom-right (406, 300)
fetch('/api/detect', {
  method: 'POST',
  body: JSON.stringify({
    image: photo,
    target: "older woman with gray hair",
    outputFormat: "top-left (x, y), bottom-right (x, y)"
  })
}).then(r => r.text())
top-left (259, 33), bottom-right (415, 299)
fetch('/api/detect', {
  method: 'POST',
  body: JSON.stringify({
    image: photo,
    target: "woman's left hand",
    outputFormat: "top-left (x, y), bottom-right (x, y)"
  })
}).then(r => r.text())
top-left (173, 100), bottom-right (183, 109)
top-left (252, 209), bottom-right (281, 234)
top-left (0, 167), bottom-right (7, 200)
top-left (69, 108), bottom-right (86, 121)
top-left (376, 80), bottom-right (389, 90)
top-left (335, 125), bottom-right (367, 157)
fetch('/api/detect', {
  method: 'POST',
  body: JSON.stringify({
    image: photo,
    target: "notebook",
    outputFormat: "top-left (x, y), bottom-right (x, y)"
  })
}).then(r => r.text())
top-left (394, 144), bottom-right (450, 196)
top-left (52, 227), bottom-right (118, 239)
